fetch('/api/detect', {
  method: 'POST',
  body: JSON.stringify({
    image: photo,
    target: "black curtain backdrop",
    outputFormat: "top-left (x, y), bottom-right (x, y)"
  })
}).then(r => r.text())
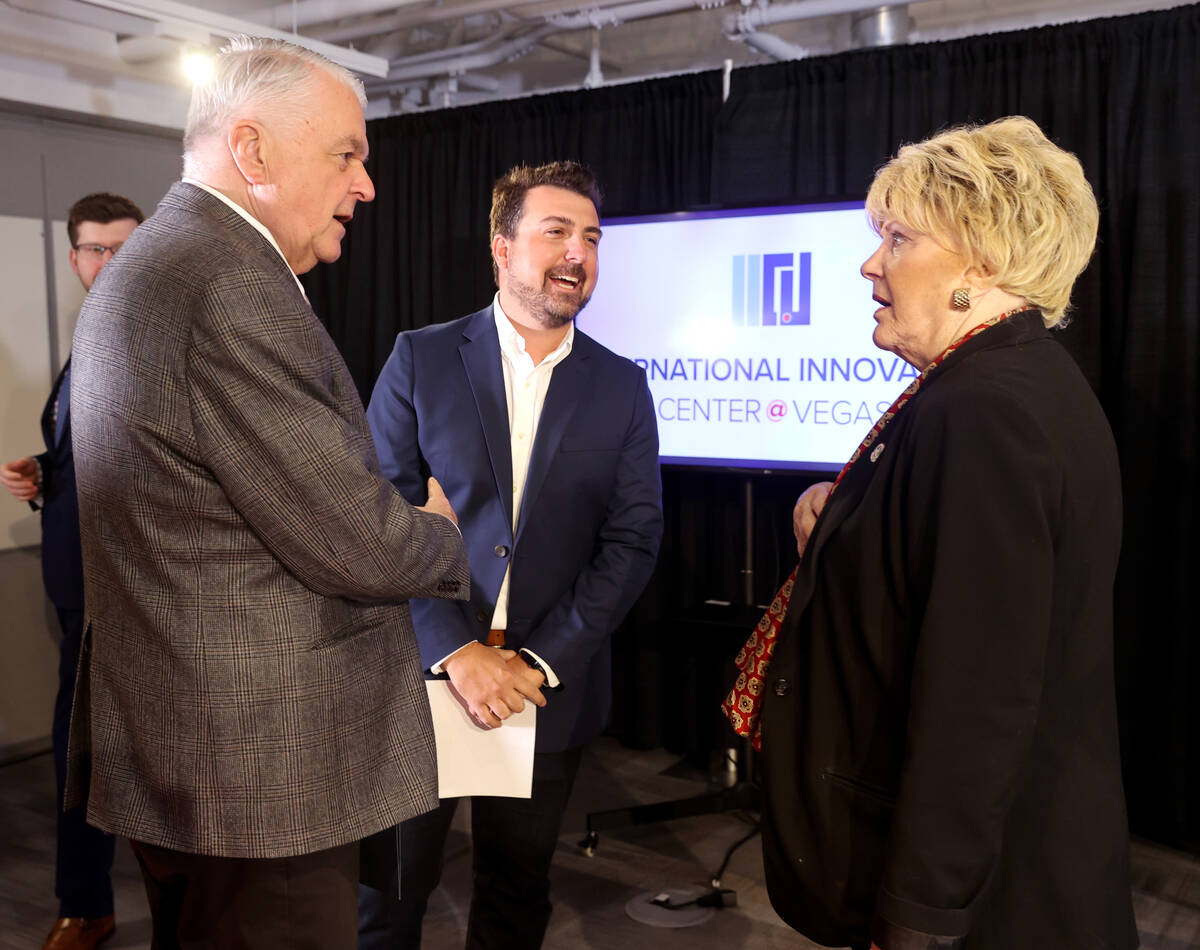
top-left (306, 4), bottom-right (1200, 851)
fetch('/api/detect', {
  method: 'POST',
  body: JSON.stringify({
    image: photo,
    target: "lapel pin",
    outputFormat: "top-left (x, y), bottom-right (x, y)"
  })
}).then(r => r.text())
top-left (870, 443), bottom-right (885, 463)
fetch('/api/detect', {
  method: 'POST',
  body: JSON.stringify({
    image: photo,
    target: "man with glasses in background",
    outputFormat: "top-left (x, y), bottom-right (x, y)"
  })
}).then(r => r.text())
top-left (0, 192), bottom-right (143, 950)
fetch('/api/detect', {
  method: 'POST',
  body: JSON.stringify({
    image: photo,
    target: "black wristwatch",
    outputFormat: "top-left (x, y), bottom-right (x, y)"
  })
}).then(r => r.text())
top-left (520, 649), bottom-right (548, 680)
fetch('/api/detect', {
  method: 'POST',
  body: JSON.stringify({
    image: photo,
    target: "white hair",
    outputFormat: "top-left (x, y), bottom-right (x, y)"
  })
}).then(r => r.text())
top-left (183, 35), bottom-right (366, 164)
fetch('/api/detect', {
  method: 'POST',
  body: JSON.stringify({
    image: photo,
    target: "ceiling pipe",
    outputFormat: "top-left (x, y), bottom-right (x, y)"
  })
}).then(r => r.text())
top-left (362, 31), bottom-right (411, 61)
top-left (583, 28), bottom-right (603, 86)
top-left (365, 23), bottom-right (558, 82)
top-left (306, 0), bottom-right (682, 43)
top-left (369, 23), bottom-right (524, 68)
top-left (725, 0), bottom-right (909, 34)
top-left (365, 0), bottom-right (715, 82)
top-left (246, 0), bottom-right (431, 31)
top-left (539, 35), bottom-right (621, 70)
top-left (738, 30), bottom-right (808, 60)
top-left (307, 1), bottom-right (537, 43)
top-left (547, 0), bottom-right (718, 31)
top-left (65, 0), bottom-right (391, 75)
top-left (368, 0), bottom-right (909, 91)
top-left (453, 72), bottom-right (504, 90)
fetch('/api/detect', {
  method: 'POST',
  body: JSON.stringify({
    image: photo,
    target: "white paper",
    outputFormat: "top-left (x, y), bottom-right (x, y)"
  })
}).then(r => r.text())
top-left (425, 680), bottom-right (536, 799)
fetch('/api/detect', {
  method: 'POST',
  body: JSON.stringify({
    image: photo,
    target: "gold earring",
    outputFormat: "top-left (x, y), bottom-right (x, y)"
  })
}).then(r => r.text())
top-left (951, 288), bottom-right (971, 311)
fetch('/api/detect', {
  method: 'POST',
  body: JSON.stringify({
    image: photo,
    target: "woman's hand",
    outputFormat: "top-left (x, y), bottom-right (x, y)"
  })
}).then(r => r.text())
top-left (792, 481), bottom-right (833, 556)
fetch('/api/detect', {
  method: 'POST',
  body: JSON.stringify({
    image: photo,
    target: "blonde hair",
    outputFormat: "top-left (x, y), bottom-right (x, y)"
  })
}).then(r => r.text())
top-left (865, 116), bottom-right (1098, 327)
top-left (184, 35), bottom-right (366, 159)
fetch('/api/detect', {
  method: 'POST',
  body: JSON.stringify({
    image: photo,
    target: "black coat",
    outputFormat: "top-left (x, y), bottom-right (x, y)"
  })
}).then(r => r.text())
top-left (35, 357), bottom-right (83, 611)
top-left (758, 311), bottom-right (1138, 949)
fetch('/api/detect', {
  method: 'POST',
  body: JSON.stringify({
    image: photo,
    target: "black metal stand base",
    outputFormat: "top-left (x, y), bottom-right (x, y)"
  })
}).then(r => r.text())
top-left (577, 776), bottom-right (760, 892)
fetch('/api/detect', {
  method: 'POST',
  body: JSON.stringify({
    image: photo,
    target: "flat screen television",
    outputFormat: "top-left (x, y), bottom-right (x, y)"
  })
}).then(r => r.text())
top-left (579, 200), bottom-right (917, 472)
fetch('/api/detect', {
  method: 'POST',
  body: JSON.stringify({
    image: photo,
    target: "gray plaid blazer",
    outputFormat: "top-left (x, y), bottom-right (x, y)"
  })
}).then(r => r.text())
top-left (65, 182), bottom-right (469, 859)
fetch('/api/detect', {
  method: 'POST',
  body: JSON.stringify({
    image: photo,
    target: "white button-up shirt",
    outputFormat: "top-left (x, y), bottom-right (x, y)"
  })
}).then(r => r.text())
top-left (432, 296), bottom-right (570, 685)
top-left (490, 295), bottom-right (574, 632)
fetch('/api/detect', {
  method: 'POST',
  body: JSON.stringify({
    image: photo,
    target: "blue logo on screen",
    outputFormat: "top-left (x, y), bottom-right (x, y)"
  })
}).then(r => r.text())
top-left (732, 252), bottom-right (812, 326)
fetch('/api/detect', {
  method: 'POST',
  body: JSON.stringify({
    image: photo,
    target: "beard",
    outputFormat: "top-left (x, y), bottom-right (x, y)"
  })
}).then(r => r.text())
top-left (507, 266), bottom-right (592, 329)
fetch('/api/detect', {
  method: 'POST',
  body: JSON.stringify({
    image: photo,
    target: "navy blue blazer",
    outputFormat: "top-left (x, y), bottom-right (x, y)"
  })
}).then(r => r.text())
top-left (35, 357), bottom-right (84, 611)
top-left (367, 306), bottom-right (663, 753)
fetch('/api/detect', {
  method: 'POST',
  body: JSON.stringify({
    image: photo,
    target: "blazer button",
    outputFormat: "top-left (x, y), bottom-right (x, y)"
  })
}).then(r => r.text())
top-left (774, 678), bottom-right (790, 697)
top-left (493, 545), bottom-right (509, 558)
top-left (475, 610), bottom-right (488, 623)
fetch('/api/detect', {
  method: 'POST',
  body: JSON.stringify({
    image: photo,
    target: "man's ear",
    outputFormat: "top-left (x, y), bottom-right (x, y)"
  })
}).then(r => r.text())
top-left (491, 234), bottom-right (509, 274)
top-left (227, 120), bottom-right (270, 185)
top-left (68, 248), bottom-right (81, 279)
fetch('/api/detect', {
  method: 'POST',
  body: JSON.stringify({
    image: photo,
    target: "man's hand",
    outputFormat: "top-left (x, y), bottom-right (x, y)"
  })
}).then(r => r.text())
top-left (792, 480), bottom-right (833, 556)
top-left (508, 651), bottom-right (548, 690)
top-left (418, 476), bottom-right (458, 526)
top-left (443, 641), bottom-right (547, 728)
top-left (0, 457), bottom-right (40, 502)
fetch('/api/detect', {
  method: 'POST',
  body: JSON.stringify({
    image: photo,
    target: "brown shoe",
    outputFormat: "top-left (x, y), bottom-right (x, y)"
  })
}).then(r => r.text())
top-left (40, 915), bottom-right (116, 950)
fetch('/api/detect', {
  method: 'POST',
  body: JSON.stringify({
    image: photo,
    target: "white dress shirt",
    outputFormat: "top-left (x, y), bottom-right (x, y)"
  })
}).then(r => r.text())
top-left (432, 296), bottom-right (571, 685)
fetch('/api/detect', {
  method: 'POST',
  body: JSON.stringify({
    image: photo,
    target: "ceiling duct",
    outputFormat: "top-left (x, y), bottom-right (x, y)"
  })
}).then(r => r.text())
top-left (724, 0), bottom-right (910, 62)
top-left (850, 4), bottom-right (910, 47)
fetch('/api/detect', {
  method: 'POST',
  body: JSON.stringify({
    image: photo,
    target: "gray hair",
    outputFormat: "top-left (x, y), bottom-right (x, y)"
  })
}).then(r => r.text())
top-left (183, 35), bottom-right (366, 159)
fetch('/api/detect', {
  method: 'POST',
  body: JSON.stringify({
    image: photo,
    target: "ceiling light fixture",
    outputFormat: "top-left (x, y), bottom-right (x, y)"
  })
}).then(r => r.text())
top-left (181, 48), bottom-right (215, 84)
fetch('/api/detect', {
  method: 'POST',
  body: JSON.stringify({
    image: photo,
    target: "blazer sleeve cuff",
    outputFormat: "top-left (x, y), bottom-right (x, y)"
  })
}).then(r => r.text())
top-left (872, 886), bottom-right (969, 948)
top-left (872, 914), bottom-right (965, 950)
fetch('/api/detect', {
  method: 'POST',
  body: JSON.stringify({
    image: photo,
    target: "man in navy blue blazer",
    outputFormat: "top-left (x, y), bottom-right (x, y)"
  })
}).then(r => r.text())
top-left (1, 192), bottom-right (143, 950)
top-left (359, 161), bottom-right (663, 949)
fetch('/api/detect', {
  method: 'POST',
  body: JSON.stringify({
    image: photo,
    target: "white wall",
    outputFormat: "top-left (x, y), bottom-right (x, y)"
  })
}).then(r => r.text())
top-left (0, 215), bottom-right (50, 551)
top-left (0, 107), bottom-right (181, 758)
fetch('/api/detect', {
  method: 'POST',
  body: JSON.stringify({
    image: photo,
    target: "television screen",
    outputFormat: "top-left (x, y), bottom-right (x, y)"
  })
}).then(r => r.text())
top-left (579, 201), bottom-right (917, 472)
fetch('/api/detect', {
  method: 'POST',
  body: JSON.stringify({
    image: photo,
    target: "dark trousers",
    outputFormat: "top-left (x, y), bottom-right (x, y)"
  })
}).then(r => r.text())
top-left (53, 606), bottom-right (115, 919)
top-left (131, 838), bottom-right (359, 949)
top-left (358, 747), bottom-right (583, 950)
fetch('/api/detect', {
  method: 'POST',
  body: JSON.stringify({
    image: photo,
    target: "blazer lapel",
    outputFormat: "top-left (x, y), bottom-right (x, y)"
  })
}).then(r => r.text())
top-left (515, 343), bottom-right (592, 543)
top-left (42, 357), bottom-right (70, 451)
top-left (459, 311), bottom-right (515, 532)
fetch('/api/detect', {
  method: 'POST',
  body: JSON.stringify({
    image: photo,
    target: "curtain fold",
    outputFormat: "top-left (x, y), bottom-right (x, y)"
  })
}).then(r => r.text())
top-left (306, 3), bottom-right (1200, 851)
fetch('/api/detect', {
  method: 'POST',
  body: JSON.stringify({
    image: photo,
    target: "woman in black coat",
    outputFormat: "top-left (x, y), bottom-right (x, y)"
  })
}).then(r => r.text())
top-left (725, 116), bottom-right (1138, 950)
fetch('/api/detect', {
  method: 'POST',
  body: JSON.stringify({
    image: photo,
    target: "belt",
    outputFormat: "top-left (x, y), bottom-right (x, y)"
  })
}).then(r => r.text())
top-left (486, 628), bottom-right (506, 647)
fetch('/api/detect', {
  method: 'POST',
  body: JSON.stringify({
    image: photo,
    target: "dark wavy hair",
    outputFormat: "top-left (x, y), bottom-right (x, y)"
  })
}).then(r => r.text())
top-left (67, 192), bottom-right (145, 246)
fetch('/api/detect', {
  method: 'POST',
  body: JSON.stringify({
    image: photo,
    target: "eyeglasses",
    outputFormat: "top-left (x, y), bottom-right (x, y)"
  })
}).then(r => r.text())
top-left (73, 242), bottom-right (124, 258)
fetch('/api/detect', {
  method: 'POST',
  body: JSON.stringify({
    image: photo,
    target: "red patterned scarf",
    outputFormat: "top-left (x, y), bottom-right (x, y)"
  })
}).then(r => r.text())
top-left (721, 310), bottom-right (1031, 749)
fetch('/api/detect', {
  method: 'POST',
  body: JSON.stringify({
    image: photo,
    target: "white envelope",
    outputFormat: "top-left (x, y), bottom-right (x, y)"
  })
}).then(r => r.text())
top-left (425, 680), bottom-right (536, 799)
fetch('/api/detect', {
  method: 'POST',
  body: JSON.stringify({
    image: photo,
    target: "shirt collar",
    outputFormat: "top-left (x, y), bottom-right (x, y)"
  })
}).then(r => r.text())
top-left (492, 292), bottom-right (574, 367)
top-left (181, 177), bottom-right (307, 300)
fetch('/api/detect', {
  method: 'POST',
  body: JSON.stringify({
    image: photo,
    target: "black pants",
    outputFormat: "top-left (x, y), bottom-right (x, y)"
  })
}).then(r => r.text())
top-left (358, 747), bottom-right (583, 950)
top-left (131, 839), bottom-right (359, 949)
top-left (53, 606), bottom-right (115, 919)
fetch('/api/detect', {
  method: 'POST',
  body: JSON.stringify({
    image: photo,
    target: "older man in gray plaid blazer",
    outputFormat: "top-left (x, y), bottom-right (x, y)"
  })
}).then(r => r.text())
top-left (64, 37), bottom-right (468, 949)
